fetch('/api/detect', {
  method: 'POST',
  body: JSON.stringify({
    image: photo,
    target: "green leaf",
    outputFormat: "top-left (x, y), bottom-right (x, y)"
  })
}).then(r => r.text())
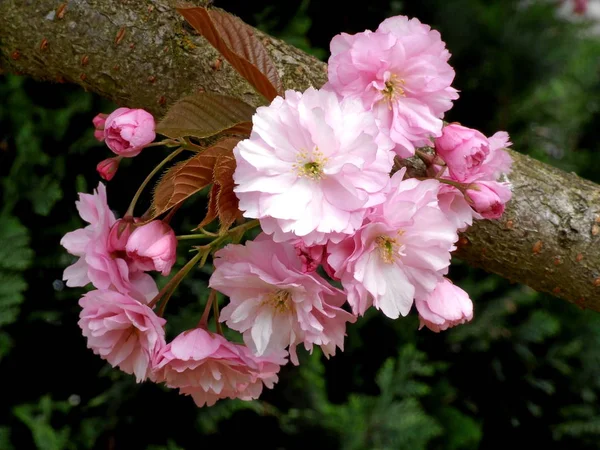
top-left (13, 396), bottom-right (71, 450)
top-left (0, 214), bottom-right (34, 271)
top-left (0, 426), bottom-right (14, 450)
top-left (156, 92), bottom-right (255, 140)
top-left (0, 214), bottom-right (33, 336)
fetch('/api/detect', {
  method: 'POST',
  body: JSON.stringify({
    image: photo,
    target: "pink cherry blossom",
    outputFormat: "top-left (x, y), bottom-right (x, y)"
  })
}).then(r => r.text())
top-left (126, 221), bottom-right (177, 276)
top-left (437, 185), bottom-right (476, 232)
top-left (60, 183), bottom-right (158, 303)
top-left (233, 87), bottom-right (394, 246)
top-left (92, 113), bottom-right (108, 142)
top-left (96, 156), bottom-right (121, 181)
top-left (104, 108), bottom-right (155, 158)
top-left (78, 289), bottom-right (166, 382)
top-left (327, 16), bottom-right (458, 157)
top-left (153, 328), bottom-right (286, 407)
top-left (327, 169), bottom-right (458, 318)
top-left (434, 124), bottom-right (490, 182)
top-left (480, 131), bottom-right (513, 180)
top-left (466, 181), bottom-right (512, 219)
top-left (415, 278), bottom-right (473, 332)
top-left (209, 235), bottom-right (356, 364)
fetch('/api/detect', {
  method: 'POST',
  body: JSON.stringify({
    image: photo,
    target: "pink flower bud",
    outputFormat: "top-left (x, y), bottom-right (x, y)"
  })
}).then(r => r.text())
top-left (574, 0), bottom-right (588, 14)
top-left (294, 241), bottom-right (325, 273)
top-left (416, 278), bottom-right (473, 332)
top-left (466, 181), bottom-right (512, 219)
top-left (92, 113), bottom-right (108, 142)
top-left (126, 221), bottom-right (177, 276)
top-left (104, 108), bottom-right (156, 158)
top-left (107, 218), bottom-right (136, 253)
top-left (96, 156), bottom-right (121, 181)
top-left (434, 124), bottom-right (490, 182)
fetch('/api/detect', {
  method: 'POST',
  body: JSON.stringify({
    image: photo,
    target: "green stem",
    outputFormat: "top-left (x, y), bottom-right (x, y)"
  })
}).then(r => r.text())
top-left (212, 293), bottom-right (223, 335)
top-left (438, 178), bottom-right (467, 191)
top-left (149, 249), bottom-right (205, 311)
top-left (177, 233), bottom-right (212, 241)
top-left (198, 289), bottom-right (217, 328)
top-left (126, 147), bottom-right (183, 217)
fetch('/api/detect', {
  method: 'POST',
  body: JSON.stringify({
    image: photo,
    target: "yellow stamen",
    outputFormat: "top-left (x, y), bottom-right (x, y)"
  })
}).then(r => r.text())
top-left (375, 231), bottom-right (405, 264)
top-left (293, 148), bottom-right (328, 180)
top-left (262, 289), bottom-right (292, 313)
top-left (381, 74), bottom-right (406, 108)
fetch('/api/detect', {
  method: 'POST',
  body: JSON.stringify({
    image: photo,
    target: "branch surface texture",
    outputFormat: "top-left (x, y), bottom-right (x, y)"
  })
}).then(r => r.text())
top-left (2, 0), bottom-right (599, 310)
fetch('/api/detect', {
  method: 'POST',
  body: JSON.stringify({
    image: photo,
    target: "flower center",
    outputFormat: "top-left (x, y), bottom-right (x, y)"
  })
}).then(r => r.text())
top-left (263, 289), bottom-right (292, 313)
top-left (294, 148), bottom-right (327, 180)
top-left (375, 232), bottom-right (405, 264)
top-left (381, 74), bottom-right (406, 106)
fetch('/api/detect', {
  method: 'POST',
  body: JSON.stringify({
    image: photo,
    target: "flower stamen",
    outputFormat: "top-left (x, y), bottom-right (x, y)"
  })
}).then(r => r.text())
top-left (380, 74), bottom-right (406, 108)
top-left (263, 289), bottom-right (292, 313)
top-left (293, 148), bottom-right (328, 180)
top-left (375, 232), bottom-right (405, 264)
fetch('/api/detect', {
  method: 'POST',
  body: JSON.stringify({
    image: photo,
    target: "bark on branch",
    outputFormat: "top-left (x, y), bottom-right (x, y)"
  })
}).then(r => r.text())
top-left (2, 0), bottom-right (599, 310)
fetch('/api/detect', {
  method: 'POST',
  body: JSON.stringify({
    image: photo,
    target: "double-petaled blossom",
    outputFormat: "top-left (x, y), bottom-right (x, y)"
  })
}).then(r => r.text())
top-left (78, 289), bottom-right (166, 382)
top-left (327, 16), bottom-right (458, 157)
top-left (103, 108), bottom-right (156, 158)
top-left (153, 328), bottom-right (286, 407)
top-left (126, 221), bottom-right (178, 276)
top-left (233, 87), bottom-right (395, 246)
top-left (415, 278), bottom-right (473, 332)
top-left (60, 183), bottom-right (158, 303)
top-left (327, 169), bottom-right (458, 318)
top-left (209, 235), bottom-right (356, 364)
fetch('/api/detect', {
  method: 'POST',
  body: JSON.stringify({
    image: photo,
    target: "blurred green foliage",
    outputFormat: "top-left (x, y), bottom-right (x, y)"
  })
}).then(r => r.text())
top-left (2, 0), bottom-right (600, 448)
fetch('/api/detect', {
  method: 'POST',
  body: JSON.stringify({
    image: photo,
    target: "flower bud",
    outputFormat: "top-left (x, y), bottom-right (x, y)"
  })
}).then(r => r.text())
top-left (466, 181), bottom-right (512, 219)
top-left (126, 221), bottom-right (177, 276)
top-left (416, 278), bottom-right (473, 332)
top-left (92, 113), bottom-right (108, 142)
top-left (107, 218), bottom-right (136, 253)
top-left (96, 156), bottom-right (121, 181)
top-left (104, 108), bottom-right (156, 158)
top-left (294, 241), bottom-right (325, 273)
top-left (434, 124), bottom-right (490, 182)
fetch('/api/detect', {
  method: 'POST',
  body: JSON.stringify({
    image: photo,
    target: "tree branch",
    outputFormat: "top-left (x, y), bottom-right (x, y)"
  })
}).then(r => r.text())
top-left (2, 0), bottom-right (599, 310)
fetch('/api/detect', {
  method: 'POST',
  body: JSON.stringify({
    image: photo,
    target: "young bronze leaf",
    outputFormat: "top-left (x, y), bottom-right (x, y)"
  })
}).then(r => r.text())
top-left (152, 138), bottom-right (240, 217)
top-left (213, 155), bottom-right (243, 231)
top-left (156, 92), bottom-right (255, 140)
top-left (197, 184), bottom-right (219, 228)
top-left (177, 7), bottom-right (282, 101)
top-left (223, 121), bottom-right (252, 137)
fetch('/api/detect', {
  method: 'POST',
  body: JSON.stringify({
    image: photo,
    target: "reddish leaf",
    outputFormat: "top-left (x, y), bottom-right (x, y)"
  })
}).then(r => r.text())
top-left (213, 155), bottom-right (243, 231)
top-left (151, 138), bottom-right (240, 217)
top-left (223, 121), bottom-right (252, 137)
top-left (196, 153), bottom-right (244, 231)
top-left (177, 7), bottom-right (282, 101)
top-left (156, 92), bottom-right (255, 140)
top-left (197, 184), bottom-right (219, 228)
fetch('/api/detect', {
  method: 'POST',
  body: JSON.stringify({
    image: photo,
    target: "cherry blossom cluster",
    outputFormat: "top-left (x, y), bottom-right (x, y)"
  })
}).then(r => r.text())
top-left (61, 15), bottom-right (513, 407)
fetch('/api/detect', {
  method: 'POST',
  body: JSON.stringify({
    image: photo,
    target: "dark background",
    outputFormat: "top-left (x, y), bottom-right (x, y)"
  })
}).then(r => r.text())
top-left (2, 0), bottom-right (600, 449)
